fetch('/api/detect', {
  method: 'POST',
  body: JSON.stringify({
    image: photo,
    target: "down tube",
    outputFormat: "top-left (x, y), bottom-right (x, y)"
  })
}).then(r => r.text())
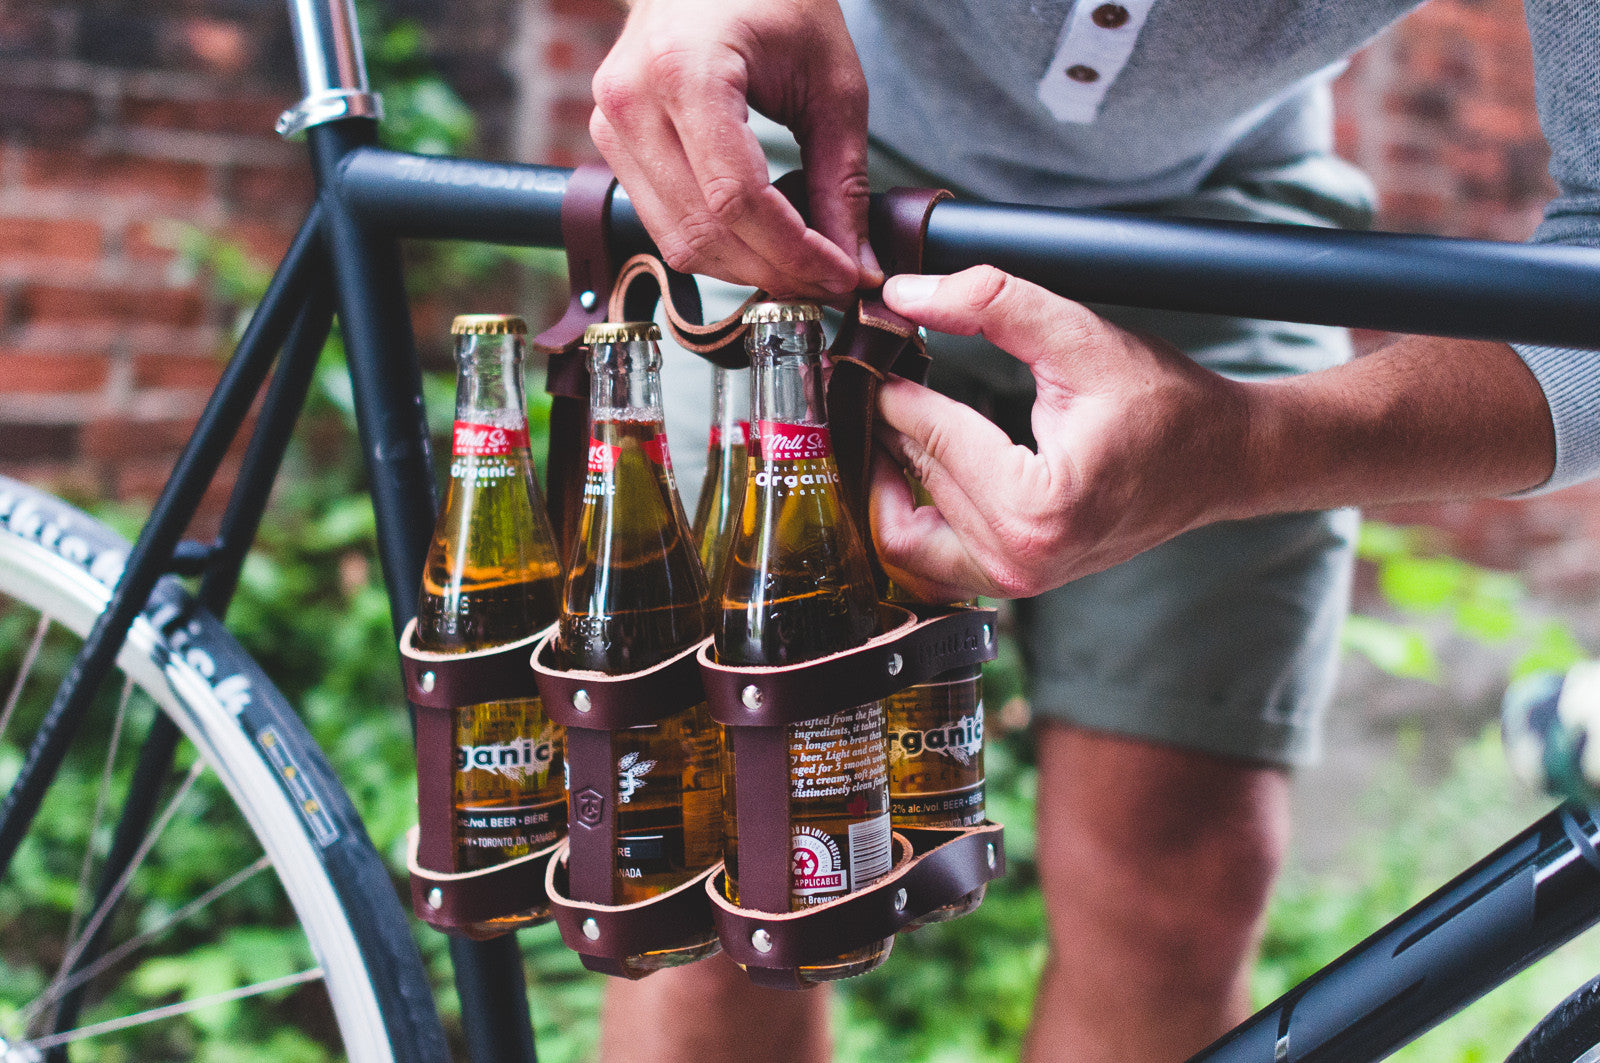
top-left (309, 121), bottom-right (541, 1063)
top-left (1192, 805), bottom-right (1600, 1063)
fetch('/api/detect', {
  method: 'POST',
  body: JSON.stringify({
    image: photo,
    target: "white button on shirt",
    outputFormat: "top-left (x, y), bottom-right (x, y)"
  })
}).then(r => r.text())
top-left (1037, 0), bottom-right (1157, 123)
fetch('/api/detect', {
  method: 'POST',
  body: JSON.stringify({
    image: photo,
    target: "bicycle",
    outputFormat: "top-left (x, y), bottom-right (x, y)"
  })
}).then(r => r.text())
top-left (6, 0), bottom-right (1600, 1060)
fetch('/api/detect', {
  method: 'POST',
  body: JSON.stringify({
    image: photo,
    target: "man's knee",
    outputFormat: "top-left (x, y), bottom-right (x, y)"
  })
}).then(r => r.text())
top-left (1034, 724), bottom-right (1291, 965)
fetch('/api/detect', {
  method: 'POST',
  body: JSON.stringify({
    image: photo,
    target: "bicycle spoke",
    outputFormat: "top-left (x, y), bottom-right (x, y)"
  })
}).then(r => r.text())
top-left (21, 968), bottom-right (324, 1052)
top-left (0, 613), bottom-right (50, 749)
top-left (38, 758), bottom-right (206, 1025)
top-left (25, 856), bottom-right (274, 1023)
top-left (64, 677), bottom-right (133, 947)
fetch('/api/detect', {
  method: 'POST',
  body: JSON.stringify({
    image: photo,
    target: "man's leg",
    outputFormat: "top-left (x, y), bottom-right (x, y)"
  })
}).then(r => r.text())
top-left (1024, 724), bottom-right (1290, 1063)
top-left (598, 953), bottom-right (831, 1063)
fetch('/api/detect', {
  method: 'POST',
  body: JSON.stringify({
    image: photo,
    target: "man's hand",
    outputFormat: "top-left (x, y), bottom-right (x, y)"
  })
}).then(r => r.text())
top-left (871, 267), bottom-right (1557, 603)
top-left (871, 267), bottom-right (1251, 602)
top-left (590, 0), bottom-right (880, 298)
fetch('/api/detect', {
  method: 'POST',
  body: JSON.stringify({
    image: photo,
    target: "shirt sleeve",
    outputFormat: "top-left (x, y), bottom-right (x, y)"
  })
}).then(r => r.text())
top-left (1506, 0), bottom-right (1600, 495)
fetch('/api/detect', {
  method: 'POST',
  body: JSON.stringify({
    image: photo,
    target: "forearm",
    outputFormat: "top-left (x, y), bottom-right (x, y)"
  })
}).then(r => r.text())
top-left (1232, 336), bottom-right (1556, 518)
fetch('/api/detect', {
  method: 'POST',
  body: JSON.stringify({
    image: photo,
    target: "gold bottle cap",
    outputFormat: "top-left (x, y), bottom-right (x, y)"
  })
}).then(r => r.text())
top-left (583, 321), bottom-right (661, 344)
top-left (451, 314), bottom-right (528, 336)
top-left (741, 301), bottom-right (823, 324)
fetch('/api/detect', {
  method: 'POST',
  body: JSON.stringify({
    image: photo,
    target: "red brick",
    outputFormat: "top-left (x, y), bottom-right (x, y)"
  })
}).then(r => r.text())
top-left (19, 282), bottom-right (208, 330)
top-left (131, 352), bottom-right (225, 392)
top-left (0, 351), bottom-right (111, 393)
top-left (545, 39), bottom-right (578, 72)
top-left (224, 164), bottom-right (313, 218)
top-left (221, 221), bottom-right (295, 267)
top-left (119, 93), bottom-right (288, 138)
top-left (0, 421), bottom-right (79, 464)
top-left (21, 148), bottom-right (212, 205)
top-left (173, 17), bottom-right (251, 78)
top-left (124, 221), bottom-right (181, 265)
top-left (0, 216), bottom-right (103, 262)
top-left (0, 86), bottom-right (96, 141)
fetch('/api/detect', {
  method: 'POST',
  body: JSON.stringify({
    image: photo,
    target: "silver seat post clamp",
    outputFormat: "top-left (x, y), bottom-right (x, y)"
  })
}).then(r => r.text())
top-left (276, 88), bottom-right (385, 139)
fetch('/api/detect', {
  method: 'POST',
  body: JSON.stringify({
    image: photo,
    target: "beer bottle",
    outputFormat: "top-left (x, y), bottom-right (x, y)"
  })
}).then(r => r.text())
top-left (886, 573), bottom-right (986, 923)
top-left (416, 313), bottom-right (567, 938)
top-left (718, 301), bottom-right (893, 982)
top-left (557, 321), bottom-right (723, 974)
top-left (691, 366), bottom-right (749, 596)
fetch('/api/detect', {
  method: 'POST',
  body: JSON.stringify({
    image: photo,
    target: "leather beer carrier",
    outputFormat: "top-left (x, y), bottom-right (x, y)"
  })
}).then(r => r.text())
top-left (397, 166), bottom-right (1006, 984)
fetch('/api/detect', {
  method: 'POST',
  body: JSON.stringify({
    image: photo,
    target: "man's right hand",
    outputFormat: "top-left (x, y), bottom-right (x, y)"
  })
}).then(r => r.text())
top-left (590, 0), bottom-right (881, 298)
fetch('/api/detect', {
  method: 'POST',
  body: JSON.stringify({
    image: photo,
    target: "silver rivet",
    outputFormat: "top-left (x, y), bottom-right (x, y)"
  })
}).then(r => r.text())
top-left (742, 685), bottom-right (763, 712)
top-left (982, 623), bottom-right (994, 647)
top-left (427, 887), bottom-right (442, 909)
top-left (893, 888), bottom-right (908, 912)
top-left (420, 671), bottom-right (435, 693)
top-left (751, 928), bottom-right (774, 954)
top-left (887, 653), bottom-right (903, 677)
top-left (573, 689), bottom-right (591, 713)
top-left (986, 843), bottom-right (997, 870)
top-left (582, 918), bottom-right (601, 940)
top-left (579, 290), bottom-right (598, 311)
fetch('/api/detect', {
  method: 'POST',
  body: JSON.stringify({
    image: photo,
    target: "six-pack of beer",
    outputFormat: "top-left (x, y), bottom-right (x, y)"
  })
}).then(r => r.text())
top-left (397, 175), bottom-right (1004, 986)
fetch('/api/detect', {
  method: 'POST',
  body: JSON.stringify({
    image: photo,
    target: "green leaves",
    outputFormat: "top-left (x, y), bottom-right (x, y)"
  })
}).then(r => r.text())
top-left (1344, 521), bottom-right (1585, 682)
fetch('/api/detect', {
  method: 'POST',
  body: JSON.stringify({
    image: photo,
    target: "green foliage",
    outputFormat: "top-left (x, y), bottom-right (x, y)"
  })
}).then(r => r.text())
top-left (1345, 522), bottom-right (1586, 682)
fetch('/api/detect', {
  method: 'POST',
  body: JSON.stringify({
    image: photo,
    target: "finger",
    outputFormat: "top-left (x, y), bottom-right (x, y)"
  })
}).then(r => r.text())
top-left (793, 70), bottom-right (878, 286)
top-left (591, 109), bottom-right (800, 293)
top-left (882, 268), bottom-right (1101, 373)
top-left (665, 78), bottom-right (861, 295)
top-left (869, 449), bottom-right (995, 601)
top-left (877, 376), bottom-right (1060, 535)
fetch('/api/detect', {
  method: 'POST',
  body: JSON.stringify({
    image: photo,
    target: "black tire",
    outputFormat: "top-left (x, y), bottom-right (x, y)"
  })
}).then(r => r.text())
top-left (0, 475), bottom-right (447, 1062)
top-left (1506, 972), bottom-right (1600, 1063)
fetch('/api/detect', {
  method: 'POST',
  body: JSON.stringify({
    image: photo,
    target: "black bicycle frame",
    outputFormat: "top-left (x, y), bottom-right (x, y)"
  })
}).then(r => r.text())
top-left (10, 27), bottom-right (1600, 1063)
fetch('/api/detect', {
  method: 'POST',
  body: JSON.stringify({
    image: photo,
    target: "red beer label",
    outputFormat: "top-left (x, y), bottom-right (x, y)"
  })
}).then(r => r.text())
top-left (709, 421), bottom-right (749, 449)
top-left (758, 421), bottom-right (831, 461)
top-left (588, 438), bottom-right (620, 473)
top-left (643, 434), bottom-right (671, 466)
top-left (453, 421), bottom-right (529, 457)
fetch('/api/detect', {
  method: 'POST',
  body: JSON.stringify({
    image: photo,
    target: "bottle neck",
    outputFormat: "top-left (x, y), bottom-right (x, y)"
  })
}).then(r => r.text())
top-left (710, 367), bottom-right (750, 447)
top-left (590, 337), bottom-right (664, 422)
top-left (454, 333), bottom-right (529, 427)
top-left (749, 319), bottom-right (828, 451)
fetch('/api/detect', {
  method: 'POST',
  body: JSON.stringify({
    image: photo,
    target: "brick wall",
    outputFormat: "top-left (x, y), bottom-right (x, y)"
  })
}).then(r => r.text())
top-left (0, 0), bottom-right (1584, 574)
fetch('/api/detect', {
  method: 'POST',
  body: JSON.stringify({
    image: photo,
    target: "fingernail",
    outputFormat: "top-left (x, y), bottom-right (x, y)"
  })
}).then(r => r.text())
top-left (887, 274), bottom-right (939, 305)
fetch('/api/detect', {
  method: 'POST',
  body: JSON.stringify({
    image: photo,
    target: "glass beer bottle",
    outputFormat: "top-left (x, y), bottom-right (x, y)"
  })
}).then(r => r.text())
top-left (416, 313), bottom-right (567, 938)
top-left (691, 366), bottom-right (749, 596)
top-left (557, 321), bottom-right (723, 974)
top-left (718, 301), bottom-right (893, 982)
top-left (886, 580), bottom-right (986, 923)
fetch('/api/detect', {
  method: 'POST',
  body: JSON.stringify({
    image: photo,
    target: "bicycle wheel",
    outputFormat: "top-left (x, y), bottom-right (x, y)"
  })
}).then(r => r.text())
top-left (1506, 971), bottom-right (1600, 1063)
top-left (0, 475), bottom-right (446, 1062)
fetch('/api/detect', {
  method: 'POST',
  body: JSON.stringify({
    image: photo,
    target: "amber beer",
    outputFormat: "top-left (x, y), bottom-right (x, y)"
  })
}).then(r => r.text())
top-left (416, 314), bottom-right (567, 937)
top-left (557, 321), bottom-right (722, 974)
top-left (691, 366), bottom-right (749, 595)
top-left (886, 583), bottom-right (986, 923)
top-left (718, 301), bottom-right (893, 982)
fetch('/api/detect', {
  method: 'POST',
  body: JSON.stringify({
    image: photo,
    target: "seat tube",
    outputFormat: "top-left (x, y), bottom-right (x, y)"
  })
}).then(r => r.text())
top-left (285, 0), bottom-right (369, 98)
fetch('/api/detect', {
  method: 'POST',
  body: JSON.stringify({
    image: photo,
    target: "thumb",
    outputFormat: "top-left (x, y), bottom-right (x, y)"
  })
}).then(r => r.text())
top-left (882, 267), bottom-right (1101, 373)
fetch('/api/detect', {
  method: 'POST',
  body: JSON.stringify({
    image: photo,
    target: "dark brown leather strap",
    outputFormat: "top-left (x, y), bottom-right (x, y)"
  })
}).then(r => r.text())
top-left (731, 725), bottom-right (793, 914)
top-left (607, 254), bottom-right (758, 368)
top-left (564, 725), bottom-right (617, 904)
top-left (532, 163), bottom-right (619, 557)
top-left (531, 631), bottom-right (708, 730)
top-left (406, 827), bottom-right (564, 936)
top-left (699, 604), bottom-right (996, 728)
top-left (399, 618), bottom-right (552, 873)
top-left (825, 187), bottom-right (952, 580)
top-left (545, 849), bottom-right (721, 978)
top-left (710, 824), bottom-right (1004, 974)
